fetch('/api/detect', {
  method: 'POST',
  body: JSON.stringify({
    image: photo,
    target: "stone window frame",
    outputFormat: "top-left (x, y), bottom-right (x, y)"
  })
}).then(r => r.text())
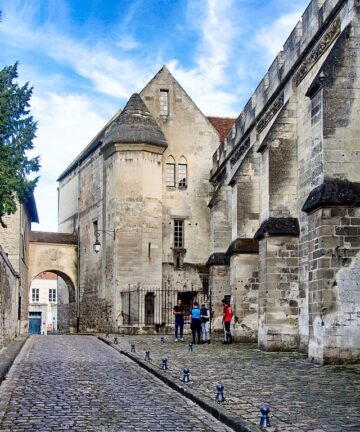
top-left (173, 219), bottom-right (184, 248)
top-left (49, 288), bottom-right (56, 303)
top-left (178, 155), bottom-right (188, 189)
top-left (160, 89), bottom-right (169, 116)
top-left (166, 155), bottom-right (176, 188)
top-left (32, 288), bottom-right (39, 302)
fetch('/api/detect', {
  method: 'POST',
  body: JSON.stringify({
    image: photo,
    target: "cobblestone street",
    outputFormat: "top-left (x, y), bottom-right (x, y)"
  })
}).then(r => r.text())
top-left (0, 335), bottom-right (232, 431)
top-left (105, 334), bottom-right (360, 432)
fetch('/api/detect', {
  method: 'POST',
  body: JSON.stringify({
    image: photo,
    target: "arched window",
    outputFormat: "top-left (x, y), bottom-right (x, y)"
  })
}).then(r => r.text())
top-left (178, 156), bottom-right (187, 189)
top-left (166, 155), bottom-right (175, 187)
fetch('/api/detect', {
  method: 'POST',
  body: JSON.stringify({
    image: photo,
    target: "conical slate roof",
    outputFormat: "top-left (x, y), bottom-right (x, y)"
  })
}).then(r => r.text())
top-left (103, 93), bottom-right (167, 148)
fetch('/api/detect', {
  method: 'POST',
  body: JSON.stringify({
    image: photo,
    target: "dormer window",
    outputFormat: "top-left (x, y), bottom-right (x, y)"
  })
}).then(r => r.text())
top-left (160, 90), bottom-right (169, 116)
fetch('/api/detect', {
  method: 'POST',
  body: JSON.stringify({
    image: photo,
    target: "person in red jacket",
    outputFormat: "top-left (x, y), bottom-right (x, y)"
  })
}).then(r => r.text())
top-left (222, 298), bottom-right (233, 344)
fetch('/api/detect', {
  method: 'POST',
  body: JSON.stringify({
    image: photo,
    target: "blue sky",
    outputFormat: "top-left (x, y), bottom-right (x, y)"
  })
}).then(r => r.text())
top-left (0, 0), bottom-right (309, 231)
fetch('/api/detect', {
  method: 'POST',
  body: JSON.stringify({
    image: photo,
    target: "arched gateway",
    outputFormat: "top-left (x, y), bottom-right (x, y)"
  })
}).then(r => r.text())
top-left (29, 231), bottom-right (78, 332)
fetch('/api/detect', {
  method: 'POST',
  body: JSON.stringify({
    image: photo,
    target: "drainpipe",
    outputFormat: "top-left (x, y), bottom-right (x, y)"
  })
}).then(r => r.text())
top-left (76, 161), bottom-right (81, 332)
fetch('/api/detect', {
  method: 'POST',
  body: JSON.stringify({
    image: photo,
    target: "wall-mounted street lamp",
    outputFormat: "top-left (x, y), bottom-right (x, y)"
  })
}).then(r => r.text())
top-left (93, 229), bottom-right (115, 253)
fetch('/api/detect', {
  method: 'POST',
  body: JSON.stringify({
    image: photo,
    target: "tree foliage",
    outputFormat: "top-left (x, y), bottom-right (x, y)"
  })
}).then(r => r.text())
top-left (0, 62), bottom-right (40, 227)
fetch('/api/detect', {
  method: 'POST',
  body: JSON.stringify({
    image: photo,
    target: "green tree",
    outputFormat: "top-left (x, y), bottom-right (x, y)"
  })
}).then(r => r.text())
top-left (0, 62), bottom-right (40, 227)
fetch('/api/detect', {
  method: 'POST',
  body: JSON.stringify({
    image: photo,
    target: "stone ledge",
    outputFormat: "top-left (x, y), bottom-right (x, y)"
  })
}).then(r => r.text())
top-left (29, 231), bottom-right (78, 244)
top-left (254, 218), bottom-right (300, 240)
top-left (98, 336), bottom-right (260, 432)
top-left (302, 180), bottom-right (360, 214)
top-left (206, 253), bottom-right (230, 266)
top-left (226, 238), bottom-right (259, 256)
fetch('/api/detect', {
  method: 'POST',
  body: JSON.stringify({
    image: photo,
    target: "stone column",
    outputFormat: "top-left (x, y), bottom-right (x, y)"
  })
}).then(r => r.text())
top-left (303, 181), bottom-right (360, 364)
top-left (255, 219), bottom-right (300, 350)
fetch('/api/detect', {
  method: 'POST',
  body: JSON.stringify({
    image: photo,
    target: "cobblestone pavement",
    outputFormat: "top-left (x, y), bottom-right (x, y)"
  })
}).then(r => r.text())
top-left (106, 334), bottom-right (360, 432)
top-left (0, 335), bottom-right (233, 431)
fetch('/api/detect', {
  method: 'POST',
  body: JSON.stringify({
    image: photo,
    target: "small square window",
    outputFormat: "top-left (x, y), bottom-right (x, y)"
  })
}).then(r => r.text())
top-left (32, 288), bottom-right (39, 302)
top-left (49, 289), bottom-right (56, 303)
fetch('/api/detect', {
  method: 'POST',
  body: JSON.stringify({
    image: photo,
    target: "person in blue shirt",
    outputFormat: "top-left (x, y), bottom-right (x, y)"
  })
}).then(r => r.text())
top-left (189, 302), bottom-right (201, 344)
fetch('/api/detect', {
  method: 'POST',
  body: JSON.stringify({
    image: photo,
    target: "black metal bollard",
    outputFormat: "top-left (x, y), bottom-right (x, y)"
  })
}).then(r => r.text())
top-left (105, 332), bottom-right (109, 339)
top-left (188, 343), bottom-right (193, 352)
top-left (259, 405), bottom-right (271, 428)
top-left (162, 357), bottom-right (168, 370)
top-left (160, 336), bottom-right (165, 344)
top-left (113, 337), bottom-right (118, 345)
top-left (183, 368), bottom-right (190, 383)
top-left (216, 384), bottom-right (225, 402)
top-left (130, 341), bottom-right (136, 353)
top-left (144, 350), bottom-right (151, 361)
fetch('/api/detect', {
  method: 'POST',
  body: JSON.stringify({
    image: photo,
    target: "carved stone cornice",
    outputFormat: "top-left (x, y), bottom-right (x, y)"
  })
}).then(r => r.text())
top-left (256, 92), bottom-right (284, 134)
top-left (254, 218), bottom-right (300, 240)
top-left (226, 238), bottom-right (259, 256)
top-left (302, 180), bottom-right (360, 214)
top-left (230, 137), bottom-right (251, 168)
top-left (294, 17), bottom-right (340, 87)
top-left (206, 253), bottom-right (229, 267)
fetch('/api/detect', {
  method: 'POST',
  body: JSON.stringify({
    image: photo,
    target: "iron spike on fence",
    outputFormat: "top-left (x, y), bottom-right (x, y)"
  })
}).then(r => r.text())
top-left (259, 405), bottom-right (271, 428)
top-left (216, 384), bottom-right (225, 402)
top-left (130, 341), bottom-right (136, 353)
top-left (182, 368), bottom-right (190, 383)
top-left (162, 357), bottom-right (168, 370)
top-left (144, 350), bottom-right (151, 361)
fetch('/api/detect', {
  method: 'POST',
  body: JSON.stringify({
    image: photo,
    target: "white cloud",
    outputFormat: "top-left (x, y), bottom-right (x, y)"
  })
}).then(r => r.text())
top-left (0, 2), bottom-right (149, 99)
top-left (30, 92), bottom-right (108, 231)
top-left (255, 11), bottom-right (303, 60)
top-left (168, 0), bottom-right (239, 116)
top-left (116, 36), bottom-right (140, 51)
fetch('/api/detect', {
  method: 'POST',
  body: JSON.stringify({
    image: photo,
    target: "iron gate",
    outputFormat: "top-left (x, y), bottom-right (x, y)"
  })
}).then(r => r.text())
top-left (120, 283), bottom-right (211, 330)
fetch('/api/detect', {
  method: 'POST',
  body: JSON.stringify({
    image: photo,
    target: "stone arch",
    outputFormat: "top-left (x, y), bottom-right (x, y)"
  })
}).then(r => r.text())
top-left (28, 232), bottom-right (78, 332)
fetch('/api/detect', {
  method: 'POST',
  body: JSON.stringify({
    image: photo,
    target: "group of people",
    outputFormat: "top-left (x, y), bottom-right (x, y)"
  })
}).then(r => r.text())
top-left (173, 298), bottom-right (233, 345)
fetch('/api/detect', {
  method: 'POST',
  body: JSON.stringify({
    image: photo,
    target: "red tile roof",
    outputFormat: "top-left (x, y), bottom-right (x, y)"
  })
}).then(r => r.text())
top-left (207, 117), bottom-right (235, 143)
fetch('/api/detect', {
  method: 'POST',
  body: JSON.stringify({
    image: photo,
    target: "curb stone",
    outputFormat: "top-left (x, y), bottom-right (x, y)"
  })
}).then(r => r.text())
top-left (98, 336), bottom-right (261, 432)
top-left (0, 336), bottom-right (29, 385)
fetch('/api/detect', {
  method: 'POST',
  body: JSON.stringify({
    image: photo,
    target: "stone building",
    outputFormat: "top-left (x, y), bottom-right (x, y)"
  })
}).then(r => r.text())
top-left (57, 67), bottom-right (229, 332)
top-left (209, 0), bottom-right (360, 364)
top-left (0, 195), bottom-right (39, 337)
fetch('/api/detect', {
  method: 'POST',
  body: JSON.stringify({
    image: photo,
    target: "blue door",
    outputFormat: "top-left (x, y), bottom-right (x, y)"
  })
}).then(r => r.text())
top-left (29, 312), bottom-right (41, 334)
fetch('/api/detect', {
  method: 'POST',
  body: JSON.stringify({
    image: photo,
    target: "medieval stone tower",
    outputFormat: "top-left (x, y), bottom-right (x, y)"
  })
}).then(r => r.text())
top-left (57, 66), bottom-right (221, 331)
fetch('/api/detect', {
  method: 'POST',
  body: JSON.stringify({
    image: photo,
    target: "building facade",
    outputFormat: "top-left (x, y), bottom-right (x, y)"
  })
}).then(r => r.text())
top-left (209, 0), bottom-right (360, 364)
top-left (56, 0), bottom-right (360, 364)
top-left (57, 67), bottom-right (225, 332)
top-left (0, 196), bottom-right (39, 336)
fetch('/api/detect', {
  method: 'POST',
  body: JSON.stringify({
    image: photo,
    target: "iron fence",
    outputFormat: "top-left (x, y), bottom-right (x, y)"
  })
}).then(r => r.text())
top-left (120, 283), bottom-right (211, 330)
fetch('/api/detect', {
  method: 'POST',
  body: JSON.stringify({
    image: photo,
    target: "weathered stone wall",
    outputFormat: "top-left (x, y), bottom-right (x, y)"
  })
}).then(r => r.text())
top-left (0, 246), bottom-right (19, 347)
top-left (209, 0), bottom-right (360, 362)
top-left (140, 67), bottom-right (219, 266)
top-left (307, 207), bottom-right (360, 363)
top-left (0, 203), bottom-right (32, 334)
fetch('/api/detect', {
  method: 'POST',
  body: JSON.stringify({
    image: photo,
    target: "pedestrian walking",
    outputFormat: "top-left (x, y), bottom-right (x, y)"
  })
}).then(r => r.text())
top-left (222, 298), bottom-right (233, 344)
top-left (173, 299), bottom-right (185, 341)
top-left (200, 303), bottom-right (210, 344)
top-left (189, 302), bottom-right (202, 344)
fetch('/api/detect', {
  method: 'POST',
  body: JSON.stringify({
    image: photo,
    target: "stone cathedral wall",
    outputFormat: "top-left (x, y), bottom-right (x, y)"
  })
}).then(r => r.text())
top-left (209, 0), bottom-right (360, 363)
